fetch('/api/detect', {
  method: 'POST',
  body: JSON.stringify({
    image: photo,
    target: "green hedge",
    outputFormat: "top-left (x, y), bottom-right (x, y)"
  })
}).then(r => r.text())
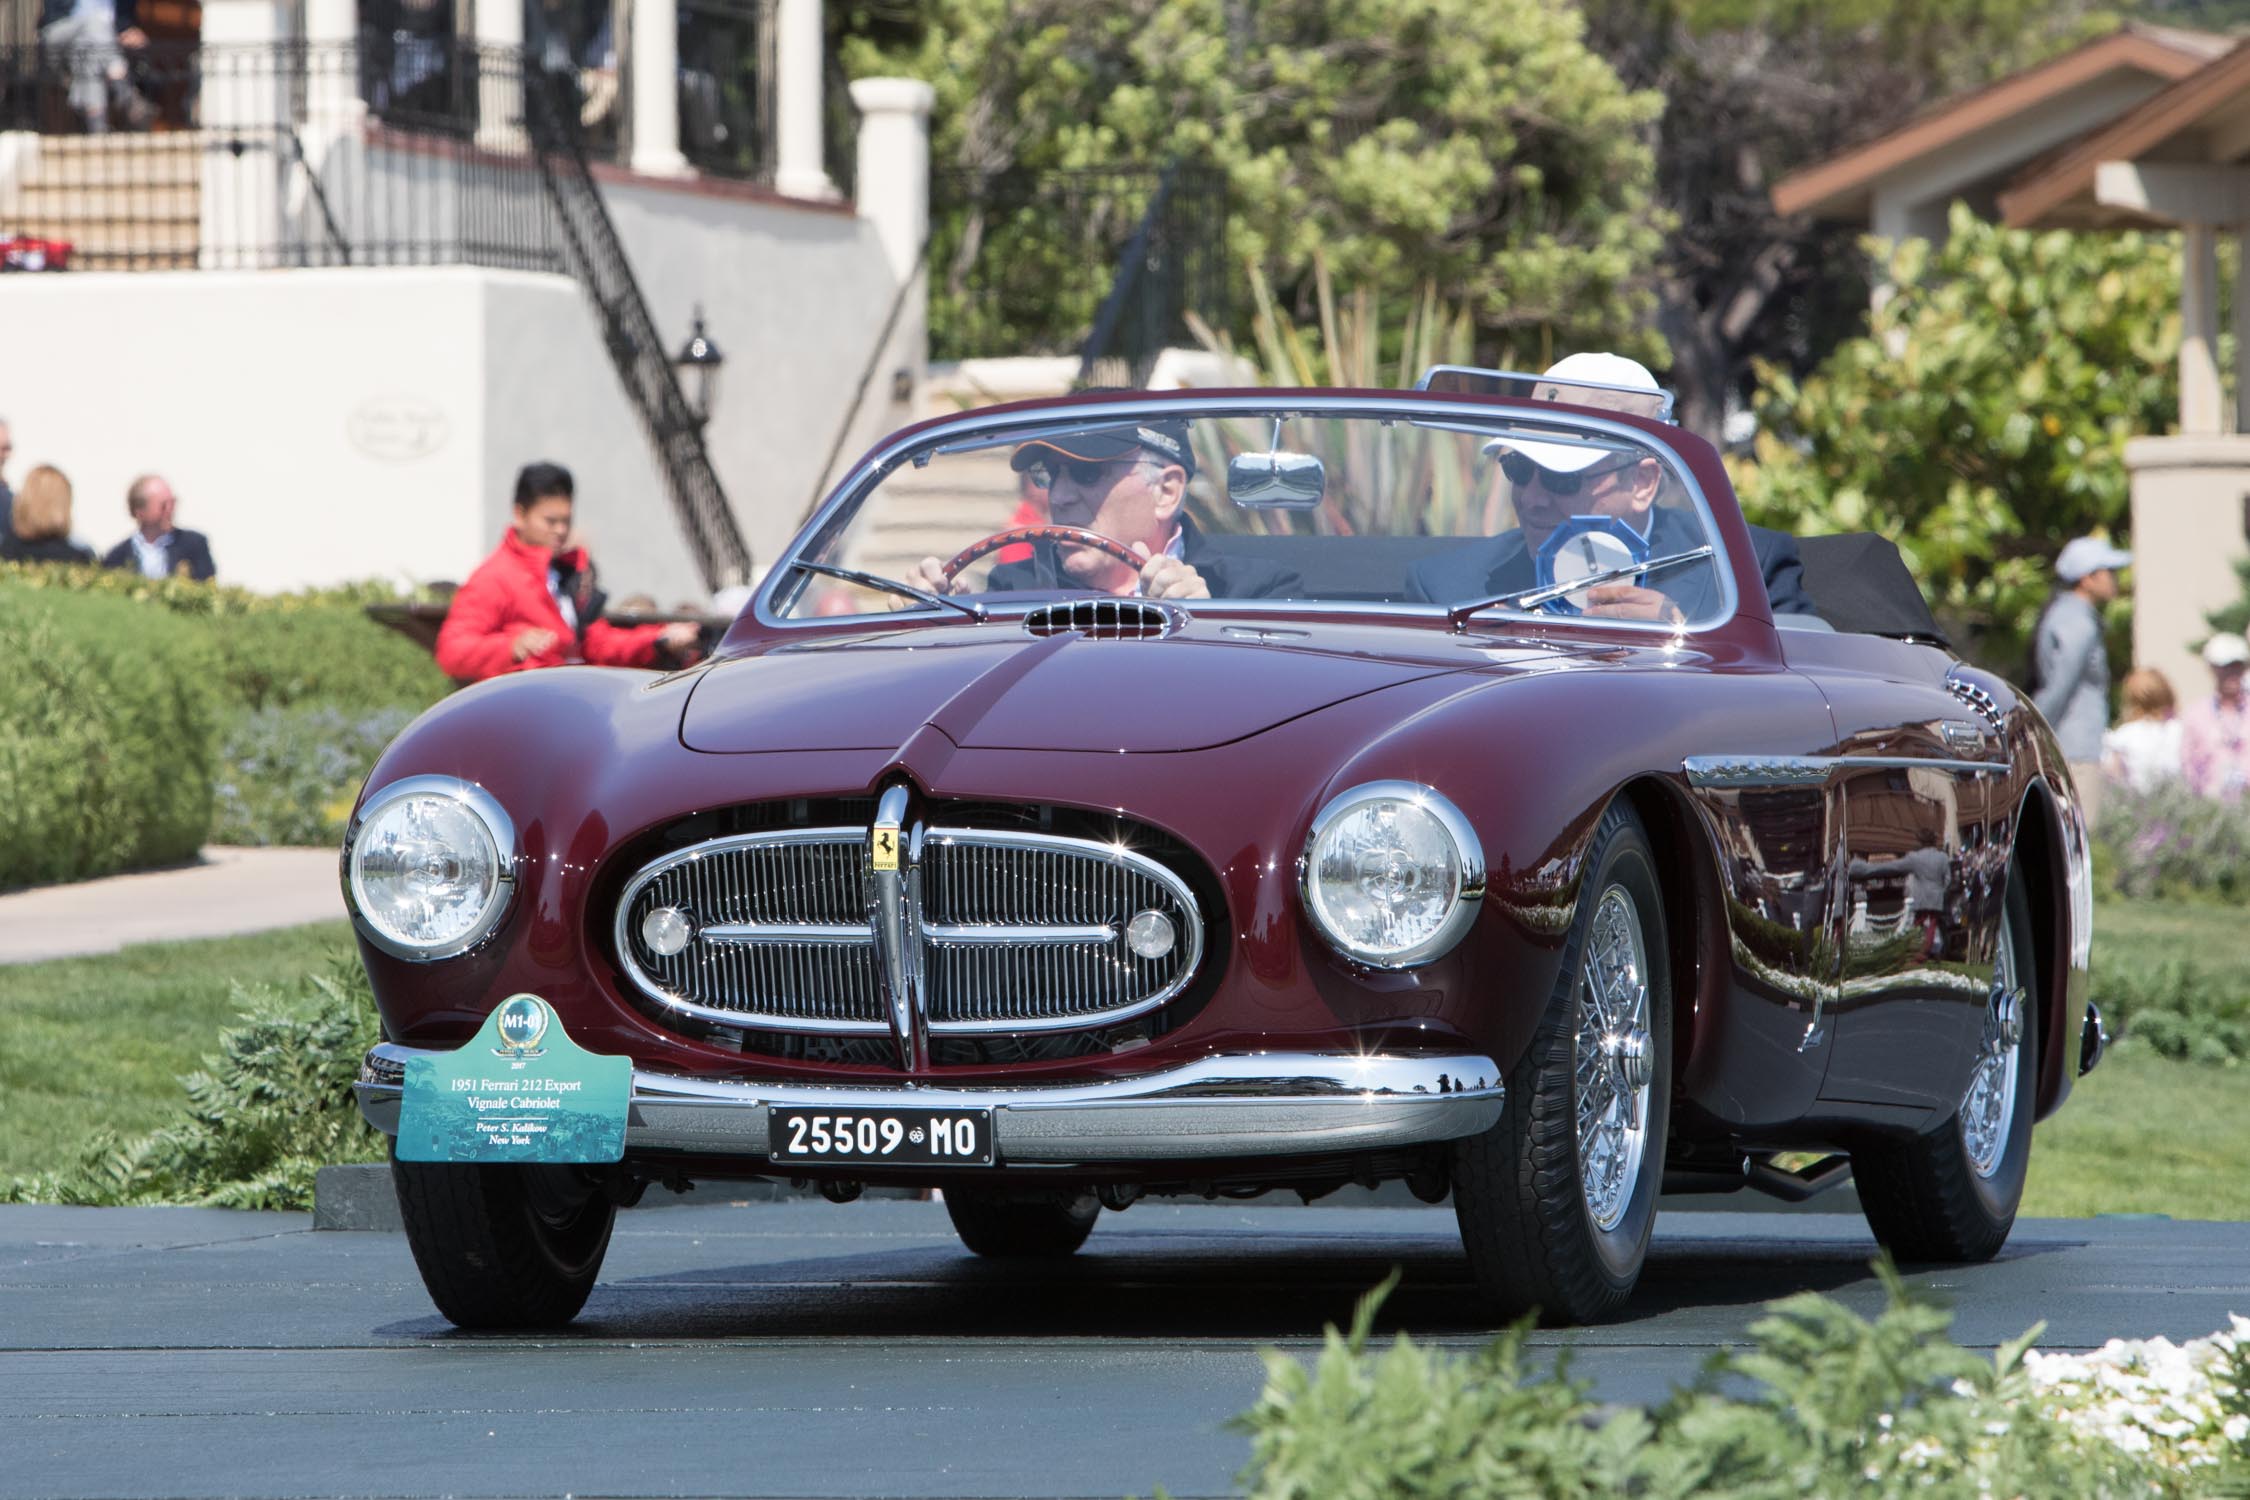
top-left (0, 565), bottom-right (450, 884)
top-left (0, 587), bottom-right (222, 888)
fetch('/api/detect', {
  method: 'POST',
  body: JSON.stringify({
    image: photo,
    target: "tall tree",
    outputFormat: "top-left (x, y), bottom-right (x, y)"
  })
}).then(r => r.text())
top-left (1578, 0), bottom-right (2130, 439)
top-left (845, 0), bottom-right (1669, 366)
top-left (1736, 205), bottom-right (2178, 677)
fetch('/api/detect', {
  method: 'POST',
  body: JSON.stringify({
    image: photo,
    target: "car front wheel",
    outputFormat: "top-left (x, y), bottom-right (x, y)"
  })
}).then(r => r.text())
top-left (390, 1151), bottom-right (617, 1329)
top-left (1453, 800), bottom-right (1672, 1326)
top-left (943, 1188), bottom-right (1101, 1257)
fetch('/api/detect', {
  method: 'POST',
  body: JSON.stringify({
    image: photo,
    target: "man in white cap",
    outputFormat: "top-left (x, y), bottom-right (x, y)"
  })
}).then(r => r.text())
top-left (1408, 353), bottom-right (1815, 621)
top-left (2182, 630), bottom-right (2250, 800)
top-left (2033, 535), bottom-right (2131, 815)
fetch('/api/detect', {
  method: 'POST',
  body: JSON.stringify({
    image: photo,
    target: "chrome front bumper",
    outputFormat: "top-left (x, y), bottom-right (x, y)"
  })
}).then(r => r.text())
top-left (353, 1044), bottom-right (1504, 1164)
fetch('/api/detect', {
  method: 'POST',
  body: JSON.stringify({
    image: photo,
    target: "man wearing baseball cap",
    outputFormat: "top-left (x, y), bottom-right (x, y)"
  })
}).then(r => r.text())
top-left (1407, 353), bottom-right (1815, 622)
top-left (2033, 535), bottom-right (2131, 815)
top-left (903, 415), bottom-right (1299, 601)
top-left (2182, 629), bottom-right (2250, 800)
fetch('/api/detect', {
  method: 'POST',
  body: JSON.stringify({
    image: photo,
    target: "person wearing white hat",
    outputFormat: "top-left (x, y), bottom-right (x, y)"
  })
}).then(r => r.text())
top-left (1407, 353), bottom-right (1817, 621)
top-left (2032, 534), bottom-right (2131, 819)
top-left (2181, 629), bottom-right (2250, 800)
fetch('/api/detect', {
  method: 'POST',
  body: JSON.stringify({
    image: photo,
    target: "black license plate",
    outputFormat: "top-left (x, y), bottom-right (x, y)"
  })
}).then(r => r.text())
top-left (768, 1106), bottom-right (995, 1166)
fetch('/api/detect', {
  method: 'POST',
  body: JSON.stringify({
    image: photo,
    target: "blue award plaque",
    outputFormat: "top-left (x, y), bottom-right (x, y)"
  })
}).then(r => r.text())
top-left (396, 995), bottom-right (632, 1164)
top-left (1533, 515), bottom-right (1652, 615)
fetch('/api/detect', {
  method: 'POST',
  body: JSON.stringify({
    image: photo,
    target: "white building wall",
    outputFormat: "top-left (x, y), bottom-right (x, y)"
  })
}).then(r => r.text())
top-left (598, 177), bottom-right (914, 567)
top-left (0, 266), bottom-right (687, 599)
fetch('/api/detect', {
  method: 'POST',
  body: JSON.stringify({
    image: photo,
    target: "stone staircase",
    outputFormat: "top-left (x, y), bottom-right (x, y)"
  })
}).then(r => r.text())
top-left (845, 448), bottom-right (1025, 581)
top-left (1, 133), bottom-right (202, 270)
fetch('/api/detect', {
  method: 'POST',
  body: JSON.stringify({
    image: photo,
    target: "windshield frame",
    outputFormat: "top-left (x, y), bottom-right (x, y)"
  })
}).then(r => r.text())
top-left (755, 392), bottom-right (1740, 635)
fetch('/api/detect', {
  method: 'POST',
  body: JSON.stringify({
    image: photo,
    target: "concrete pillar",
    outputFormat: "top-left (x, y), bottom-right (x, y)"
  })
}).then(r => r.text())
top-left (471, 0), bottom-right (526, 153)
top-left (848, 76), bottom-right (931, 435)
top-left (198, 0), bottom-right (293, 270)
top-left (772, 0), bottom-right (834, 198)
top-left (2236, 232), bottom-right (2250, 437)
top-left (2125, 435), bottom-right (2250, 690)
top-left (2182, 222), bottom-right (2224, 436)
top-left (296, 0), bottom-right (366, 260)
top-left (630, 0), bottom-right (688, 175)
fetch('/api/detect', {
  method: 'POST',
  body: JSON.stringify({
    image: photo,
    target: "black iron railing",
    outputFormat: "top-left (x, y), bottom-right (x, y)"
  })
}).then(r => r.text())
top-left (0, 39), bottom-right (566, 271)
top-left (1078, 164), bottom-right (1228, 388)
top-left (520, 56), bottom-right (753, 589)
top-left (927, 165), bottom-right (1228, 371)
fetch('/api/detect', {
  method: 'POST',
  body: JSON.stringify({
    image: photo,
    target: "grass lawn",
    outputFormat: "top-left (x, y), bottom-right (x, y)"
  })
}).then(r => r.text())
top-left (0, 921), bottom-right (356, 1181)
top-left (0, 905), bottom-right (2243, 1217)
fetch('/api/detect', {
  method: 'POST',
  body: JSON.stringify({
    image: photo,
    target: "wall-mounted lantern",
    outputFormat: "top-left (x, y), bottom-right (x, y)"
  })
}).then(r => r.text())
top-left (674, 306), bottom-right (724, 427)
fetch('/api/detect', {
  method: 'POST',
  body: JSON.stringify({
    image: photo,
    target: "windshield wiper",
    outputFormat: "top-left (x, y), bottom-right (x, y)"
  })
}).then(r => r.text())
top-left (788, 560), bottom-right (987, 621)
top-left (1446, 545), bottom-right (1716, 627)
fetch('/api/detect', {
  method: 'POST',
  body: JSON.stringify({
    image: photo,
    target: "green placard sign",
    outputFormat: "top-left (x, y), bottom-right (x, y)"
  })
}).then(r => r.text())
top-left (397, 995), bottom-right (632, 1164)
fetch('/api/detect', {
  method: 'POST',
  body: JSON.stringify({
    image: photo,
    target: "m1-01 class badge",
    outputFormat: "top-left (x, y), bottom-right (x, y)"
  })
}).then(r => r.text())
top-left (397, 994), bottom-right (632, 1163)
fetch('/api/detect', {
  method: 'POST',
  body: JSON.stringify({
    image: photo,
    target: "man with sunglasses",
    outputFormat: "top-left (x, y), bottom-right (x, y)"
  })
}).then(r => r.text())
top-left (1408, 353), bottom-right (1813, 623)
top-left (901, 418), bottom-right (1299, 601)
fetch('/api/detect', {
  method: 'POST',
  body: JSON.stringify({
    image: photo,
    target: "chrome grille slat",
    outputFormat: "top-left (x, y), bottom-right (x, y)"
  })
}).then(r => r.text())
top-left (616, 819), bottom-right (1204, 1040)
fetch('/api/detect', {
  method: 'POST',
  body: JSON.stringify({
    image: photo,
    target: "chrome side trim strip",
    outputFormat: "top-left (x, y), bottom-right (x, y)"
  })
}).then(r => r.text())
top-left (355, 1046), bottom-right (1506, 1162)
top-left (1685, 754), bottom-right (2010, 788)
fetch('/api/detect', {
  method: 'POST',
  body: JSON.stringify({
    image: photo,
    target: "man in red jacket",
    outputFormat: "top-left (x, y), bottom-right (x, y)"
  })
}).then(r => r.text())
top-left (436, 461), bottom-right (700, 683)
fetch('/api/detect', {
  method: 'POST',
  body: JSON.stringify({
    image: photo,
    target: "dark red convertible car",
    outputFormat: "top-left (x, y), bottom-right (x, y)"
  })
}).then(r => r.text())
top-left (347, 373), bottom-right (2102, 1329)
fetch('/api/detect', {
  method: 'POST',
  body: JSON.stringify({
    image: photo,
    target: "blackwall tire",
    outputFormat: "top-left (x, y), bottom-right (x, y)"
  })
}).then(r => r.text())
top-left (390, 1150), bottom-right (616, 1329)
top-left (1853, 871), bottom-right (2038, 1263)
top-left (943, 1188), bottom-right (1100, 1258)
top-left (1452, 800), bottom-right (1672, 1326)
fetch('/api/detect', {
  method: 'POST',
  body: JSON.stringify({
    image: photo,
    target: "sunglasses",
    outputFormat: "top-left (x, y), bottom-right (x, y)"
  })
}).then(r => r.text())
top-left (1497, 450), bottom-right (1637, 495)
top-left (1035, 455), bottom-right (1146, 487)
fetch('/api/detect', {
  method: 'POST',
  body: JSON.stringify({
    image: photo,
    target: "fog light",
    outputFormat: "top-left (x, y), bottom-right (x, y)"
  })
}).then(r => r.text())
top-left (1126, 909), bottom-right (1175, 959)
top-left (642, 906), bottom-right (694, 957)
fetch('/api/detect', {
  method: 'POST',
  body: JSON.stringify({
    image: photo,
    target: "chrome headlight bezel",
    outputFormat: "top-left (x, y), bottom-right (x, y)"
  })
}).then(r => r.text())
top-left (1299, 780), bottom-right (1486, 969)
top-left (342, 774), bottom-right (520, 962)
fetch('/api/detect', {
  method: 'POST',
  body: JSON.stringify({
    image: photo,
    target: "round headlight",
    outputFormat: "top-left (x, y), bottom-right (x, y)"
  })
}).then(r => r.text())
top-left (345, 776), bottom-right (518, 961)
top-left (1301, 781), bottom-right (1484, 968)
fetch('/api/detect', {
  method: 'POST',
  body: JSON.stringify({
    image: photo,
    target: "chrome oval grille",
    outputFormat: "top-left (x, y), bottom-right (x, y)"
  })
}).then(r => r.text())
top-left (614, 819), bottom-right (1204, 1039)
top-left (919, 829), bottom-right (1202, 1031)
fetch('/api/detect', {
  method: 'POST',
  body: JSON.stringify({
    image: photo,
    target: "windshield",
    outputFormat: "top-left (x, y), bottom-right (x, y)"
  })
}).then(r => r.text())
top-left (770, 400), bottom-right (1731, 629)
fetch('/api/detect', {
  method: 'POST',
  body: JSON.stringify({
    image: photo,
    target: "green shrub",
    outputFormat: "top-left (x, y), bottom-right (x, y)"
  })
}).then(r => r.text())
top-left (213, 704), bottom-right (420, 846)
top-left (0, 560), bottom-right (447, 712)
top-left (2095, 783), bottom-right (2250, 904)
top-left (0, 586), bottom-right (222, 888)
top-left (0, 953), bottom-right (383, 1211)
top-left (0, 565), bottom-right (447, 877)
top-left (1225, 1265), bottom-right (2179, 1500)
top-left (2091, 949), bottom-right (2250, 1067)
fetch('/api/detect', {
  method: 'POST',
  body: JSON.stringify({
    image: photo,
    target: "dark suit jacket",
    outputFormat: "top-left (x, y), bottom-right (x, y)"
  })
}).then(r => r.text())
top-left (101, 528), bottom-right (216, 581)
top-left (986, 517), bottom-right (1303, 601)
top-left (1, 534), bottom-right (96, 566)
top-left (1406, 511), bottom-right (1814, 619)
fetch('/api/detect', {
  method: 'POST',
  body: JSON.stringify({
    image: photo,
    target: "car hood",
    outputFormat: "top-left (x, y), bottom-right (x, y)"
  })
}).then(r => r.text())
top-left (681, 621), bottom-right (1482, 754)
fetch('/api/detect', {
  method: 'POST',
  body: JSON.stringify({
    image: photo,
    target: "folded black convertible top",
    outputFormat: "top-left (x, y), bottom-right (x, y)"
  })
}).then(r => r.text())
top-left (1795, 533), bottom-right (1947, 645)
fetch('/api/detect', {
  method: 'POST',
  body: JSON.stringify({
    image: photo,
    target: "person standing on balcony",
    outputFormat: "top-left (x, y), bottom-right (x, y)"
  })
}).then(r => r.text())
top-left (100, 473), bottom-right (215, 581)
top-left (435, 461), bottom-right (700, 683)
top-left (39, 0), bottom-right (150, 134)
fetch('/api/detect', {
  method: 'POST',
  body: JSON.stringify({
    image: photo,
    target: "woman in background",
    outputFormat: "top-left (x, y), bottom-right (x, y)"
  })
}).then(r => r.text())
top-left (0, 465), bottom-right (96, 566)
top-left (2101, 666), bottom-right (2183, 792)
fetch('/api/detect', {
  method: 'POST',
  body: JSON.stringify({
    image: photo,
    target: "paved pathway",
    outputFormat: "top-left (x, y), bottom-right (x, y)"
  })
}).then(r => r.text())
top-left (0, 848), bottom-right (344, 966)
top-left (3, 1198), bottom-right (2244, 1498)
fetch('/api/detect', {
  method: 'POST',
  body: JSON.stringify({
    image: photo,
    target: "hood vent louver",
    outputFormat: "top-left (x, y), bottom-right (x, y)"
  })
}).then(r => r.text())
top-left (1023, 599), bottom-right (1179, 640)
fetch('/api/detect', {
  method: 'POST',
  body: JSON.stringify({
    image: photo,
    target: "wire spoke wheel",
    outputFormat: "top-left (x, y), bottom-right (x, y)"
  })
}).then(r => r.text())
top-left (1961, 904), bottom-right (2024, 1179)
top-left (1574, 888), bottom-right (1653, 1231)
